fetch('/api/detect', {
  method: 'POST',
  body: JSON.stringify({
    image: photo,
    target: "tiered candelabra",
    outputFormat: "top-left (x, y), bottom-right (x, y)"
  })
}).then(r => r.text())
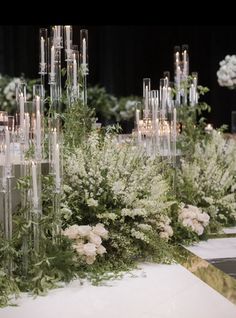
top-left (0, 25), bottom-right (89, 275)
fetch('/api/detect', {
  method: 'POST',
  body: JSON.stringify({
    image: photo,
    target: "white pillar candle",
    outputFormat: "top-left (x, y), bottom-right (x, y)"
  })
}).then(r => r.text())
top-left (145, 85), bottom-right (149, 116)
top-left (32, 161), bottom-right (38, 208)
top-left (24, 112), bottom-right (30, 146)
top-left (65, 26), bottom-right (71, 51)
top-left (40, 36), bottom-right (45, 65)
top-left (19, 93), bottom-right (24, 131)
top-left (55, 143), bottom-right (60, 189)
top-left (73, 53), bottom-right (77, 89)
top-left (36, 96), bottom-right (41, 159)
top-left (82, 38), bottom-right (86, 64)
top-left (51, 45), bottom-right (55, 75)
top-left (5, 128), bottom-right (10, 166)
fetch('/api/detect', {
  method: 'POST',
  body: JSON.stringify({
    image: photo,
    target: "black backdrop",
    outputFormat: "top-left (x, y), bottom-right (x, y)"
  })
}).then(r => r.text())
top-left (1, 25), bottom-right (236, 130)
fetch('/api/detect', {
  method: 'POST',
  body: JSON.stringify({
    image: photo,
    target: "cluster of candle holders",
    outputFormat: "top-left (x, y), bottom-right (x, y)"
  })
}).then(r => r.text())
top-left (135, 45), bottom-right (198, 166)
top-left (0, 25), bottom-right (89, 276)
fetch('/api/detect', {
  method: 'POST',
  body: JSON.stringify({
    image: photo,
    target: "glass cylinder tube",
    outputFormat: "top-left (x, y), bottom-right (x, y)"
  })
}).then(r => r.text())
top-left (0, 111), bottom-right (8, 132)
top-left (15, 81), bottom-right (27, 104)
top-left (64, 25), bottom-right (73, 61)
top-left (39, 28), bottom-right (47, 75)
top-left (143, 78), bottom-right (151, 119)
top-left (80, 29), bottom-right (89, 75)
top-left (51, 25), bottom-right (63, 49)
top-left (181, 44), bottom-right (189, 78)
top-left (32, 96), bottom-right (42, 161)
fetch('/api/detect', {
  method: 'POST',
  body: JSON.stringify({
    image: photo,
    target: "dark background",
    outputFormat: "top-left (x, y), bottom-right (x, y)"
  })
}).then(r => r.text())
top-left (0, 25), bottom-right (236, 130)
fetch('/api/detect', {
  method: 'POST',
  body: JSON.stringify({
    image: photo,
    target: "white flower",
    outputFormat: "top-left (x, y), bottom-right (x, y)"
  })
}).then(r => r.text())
top-left (159, 232), bottom-right (169, 240)
top-left (63, 225), bottom-right (80, 239)
top-left (112, 180), bottom-right (125, 195)
top-left (92, 223), bottom-right (109, 239)
top-left (89, 232), bottom-right (102, 246)
top-left (96, 245), bottom-right (106, 255)
top-left (77, 225), bottom-right (92, 237)
top-left (83, 242), bottom-right (97, 257)
top-left (87, 198), bottom-right (98, 207)
top-left (73, 243), bottom-right (85, 255)
top-left (217, 55), bottom-right (236, 89)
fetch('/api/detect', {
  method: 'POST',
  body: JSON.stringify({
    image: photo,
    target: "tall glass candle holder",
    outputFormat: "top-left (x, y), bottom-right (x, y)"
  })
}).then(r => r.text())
top-left (143, 78), bottom-right (151, 119)
top-left (39, 28), bottom-right (48, 77)
top-left (52, 25), bottom-right (63, 49)
top-left (80, 29), bottom-right (88, 105)
top-left (64, 25), bottom-right (73, 61)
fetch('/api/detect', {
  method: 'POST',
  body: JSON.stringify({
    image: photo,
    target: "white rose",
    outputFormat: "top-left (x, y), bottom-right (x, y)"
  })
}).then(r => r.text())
top-left (92, 223), bottom-right (108, 239)
top-left (74, 243), bottom-right (85, 255)
top-left (96, 245), bottom-right (106, 255)
top-left (182, 218), bottom-right (194, 231)
top-left (194, 223), bottom-right (204, 236)
top-left (89, 232), bottom-right (102, 246)
top-left (77, 225), bottom-right (92, 237)
top-left (63, 224), bottom-right (80, 239)
top-left (83, 242), bottom-right (97, 257)
top-left (86, 255), bottom-right (96, 264)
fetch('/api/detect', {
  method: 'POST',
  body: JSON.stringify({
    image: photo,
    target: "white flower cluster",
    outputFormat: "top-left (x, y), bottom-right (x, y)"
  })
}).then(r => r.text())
top-left (217, 55), bottom-right (236, 89)
top-left (178, 205), bottom-right (210, 236)
top-left (158, 215), bottom-right (173, 240)
top-left (62, 223), bottom-right (108, 264)
top-left (63, 131), bottom-right (173, 251)
top-left (178, 131), bottom-right (236, 225)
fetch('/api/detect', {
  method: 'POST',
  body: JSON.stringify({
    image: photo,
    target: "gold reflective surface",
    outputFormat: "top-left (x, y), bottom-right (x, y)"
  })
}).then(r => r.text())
top-left (174, 245), bottom-right (236, 305)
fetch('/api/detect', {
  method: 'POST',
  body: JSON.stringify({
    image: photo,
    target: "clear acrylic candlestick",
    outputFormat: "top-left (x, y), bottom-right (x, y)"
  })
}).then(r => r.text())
top-left (80, 29), bottom-right (89, 105)
top-left (39, 28), bottom-right (48, 89)
top-left (64, 25), bottom-right (73, 62)
top-left (49, 117), bottom-right (62, 241)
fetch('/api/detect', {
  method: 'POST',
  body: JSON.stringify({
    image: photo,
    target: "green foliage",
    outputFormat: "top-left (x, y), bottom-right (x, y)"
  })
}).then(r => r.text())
top-left (87, 85), bottom-right (141, 123)
top-left (0, 74), bottom-right (39, 114)
top-left (62, 99), bottom-right (96, 149)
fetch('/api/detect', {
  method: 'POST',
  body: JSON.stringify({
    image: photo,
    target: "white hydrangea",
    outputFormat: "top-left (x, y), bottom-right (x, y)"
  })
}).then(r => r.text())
top-left (217, 55), bottom-right (236, 89)
top-left (179, 205), bottom-right (210, 236)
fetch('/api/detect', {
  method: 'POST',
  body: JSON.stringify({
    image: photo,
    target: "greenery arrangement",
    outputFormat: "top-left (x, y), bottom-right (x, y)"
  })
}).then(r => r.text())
top-left (1, 73), bottom-right (236, 308)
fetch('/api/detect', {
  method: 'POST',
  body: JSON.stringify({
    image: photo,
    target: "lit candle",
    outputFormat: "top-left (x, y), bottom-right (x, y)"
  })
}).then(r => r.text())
top-left (183, 50), bottom-right (188, 77)
top-left (40, 36), bottom-right (45, 65)
top-left (5, 128), bottom-right (10, 166)
top-left (176, 66), bottom-right (181, 88)
top-left (36, 96), bottom-right (41, 159)
top-left (32, 161), bottom-right (38, 208)
top-left (73, 53), bottom-right (77, 89)
top-left (51, 45), bottom-right (55, 75)
top-left (82, 38), bottom-right (86, 64)
top-left (55, 143), bottom-right (60, 189)
top-left (24, 112), bottom-right (30, 146)
top-left (19, 93), bottom-right (24, 131)
top-left (145, 85), bottom-right (149, 116)
top-left (65, 26), bottom-right (71, 51)
top-left (162, 87), bottom-right (167, 115)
